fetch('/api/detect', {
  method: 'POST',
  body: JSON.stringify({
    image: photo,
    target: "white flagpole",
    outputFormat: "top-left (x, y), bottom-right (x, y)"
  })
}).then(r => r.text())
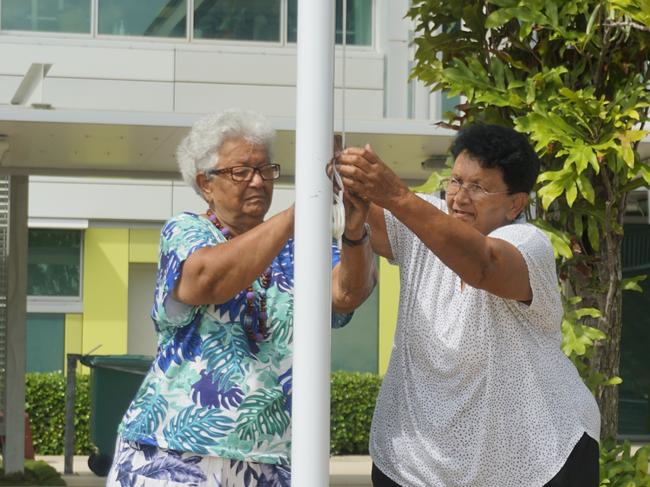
top-left (292, 0), bottom-right (335, 485)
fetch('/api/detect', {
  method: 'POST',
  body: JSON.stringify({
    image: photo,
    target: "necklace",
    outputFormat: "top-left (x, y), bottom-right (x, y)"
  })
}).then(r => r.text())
top-left (206, 209), bottom-right (271, 342)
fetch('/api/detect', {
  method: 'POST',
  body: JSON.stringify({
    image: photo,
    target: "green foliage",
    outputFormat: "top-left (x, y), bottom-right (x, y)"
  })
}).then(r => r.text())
top-left (330, 371), bottom-right (382, 455)
top-left (0, 460), bottom-right (65, 486)
top-left (561, 295), bottom-right (623, 393)
top-left (25, 372), bottom-right (93, 455)
top-left (600, 439), bottom-right (650, 486)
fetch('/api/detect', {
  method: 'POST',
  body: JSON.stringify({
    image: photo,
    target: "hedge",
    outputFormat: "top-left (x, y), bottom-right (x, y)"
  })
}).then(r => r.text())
top-left (26, 370), bottom-right (382, 456)
top-left (0, 460), bottom-right (65, 485)
top-left (25, 372), bottom-right (93, 455)
top-left (330, 371), bottom-right (382, 455)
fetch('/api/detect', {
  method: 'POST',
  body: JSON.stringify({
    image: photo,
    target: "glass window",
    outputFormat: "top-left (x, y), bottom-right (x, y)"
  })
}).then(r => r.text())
top-left (98, 0), bottom-right (187, 37)
top-left (287, 0), bottom-right (372, 46)
top-left (441, 91), bottom-right (461, 119)
top-left (28, 229), bottom-right (82, 297)
top-left (194, 0), bottom-right (281, 41)
top-left (1, 0), bottom-right (91, 33)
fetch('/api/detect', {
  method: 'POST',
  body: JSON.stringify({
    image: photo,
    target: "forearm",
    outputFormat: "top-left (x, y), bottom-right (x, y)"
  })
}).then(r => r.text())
top-left (387, 191), bottom-right (493, 288)
top-left (176, 208), bottom-right (293, 305)
top-left (332, 239), bottom-right (377, 313)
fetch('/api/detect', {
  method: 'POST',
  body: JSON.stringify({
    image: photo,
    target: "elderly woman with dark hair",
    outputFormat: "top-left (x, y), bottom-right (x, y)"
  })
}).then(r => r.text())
top-left (337, 124), bottom-right (600, 487)
top-left (107, 108), bottom-right (376, 487)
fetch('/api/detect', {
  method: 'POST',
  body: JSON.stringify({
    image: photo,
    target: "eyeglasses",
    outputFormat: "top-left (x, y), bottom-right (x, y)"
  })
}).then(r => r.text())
top-left (444, 177), bottom-right (511, 199)
top-left (206, 163), bottom-right (281, 182)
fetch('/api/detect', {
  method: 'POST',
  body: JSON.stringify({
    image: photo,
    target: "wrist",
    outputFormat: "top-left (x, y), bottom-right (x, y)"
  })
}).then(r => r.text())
top-left (342, 223), bottom-right (370, 246)
top-left (343, 225), bottom-right (365, 241)
top-left (386, 186), bottom-right (414, 214)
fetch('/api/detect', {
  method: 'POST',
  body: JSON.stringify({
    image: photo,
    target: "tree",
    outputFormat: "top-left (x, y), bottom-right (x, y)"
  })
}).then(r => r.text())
top-left (407, 0), bottom-right (650, 440)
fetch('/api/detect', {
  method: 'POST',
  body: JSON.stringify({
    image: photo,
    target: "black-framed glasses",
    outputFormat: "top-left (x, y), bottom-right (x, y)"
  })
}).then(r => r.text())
top-left (206, 163), bottom-right (281, 182)
top-left (444, 177), bottom-right (511, 199)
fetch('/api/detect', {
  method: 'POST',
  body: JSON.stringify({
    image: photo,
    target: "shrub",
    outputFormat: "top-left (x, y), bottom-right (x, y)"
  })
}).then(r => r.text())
top-left (600, 439), bottom-right (650, 486)
top-left (0, 459), bottom-right (65, 485)
top-left (25, 372), bottom-right (93, 455)
top-left (330, 371), bottom-right (382, 455)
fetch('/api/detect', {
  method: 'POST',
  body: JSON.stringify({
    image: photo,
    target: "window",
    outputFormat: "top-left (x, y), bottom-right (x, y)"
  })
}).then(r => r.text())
top-left (287, 0), bottom-right (372, 45)
top-left (28, 229), bottom-right (82, 297)
top-left (440, 91), bottom-right (461, 120)
top-left (194, 0), bottom-right (281, 41)
top-left (1, 0), bottom-right (374, 46)
top-left (98, 0), bottom-right (187, 37)
top-left (1, 0), bottom-right (91, 33)
top-left (624, 189), bottom-right (649, 224)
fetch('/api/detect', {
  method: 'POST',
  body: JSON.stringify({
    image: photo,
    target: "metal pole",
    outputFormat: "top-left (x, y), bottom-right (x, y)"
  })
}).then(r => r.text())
top-left (64, 354), bottom-right (80, 475)
top-left (4, 175), bottom-right (28, 474)
top-left (291, 0), bottom-right (335, 485)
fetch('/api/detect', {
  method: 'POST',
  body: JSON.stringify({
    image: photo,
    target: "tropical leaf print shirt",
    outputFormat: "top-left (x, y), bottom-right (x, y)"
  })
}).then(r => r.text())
top-left (119, 212), bottom-right (349, 465)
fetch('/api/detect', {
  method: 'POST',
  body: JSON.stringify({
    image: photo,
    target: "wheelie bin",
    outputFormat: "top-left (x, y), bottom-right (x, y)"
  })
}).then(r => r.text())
top-left (79, 354), bottom-right (154, 476)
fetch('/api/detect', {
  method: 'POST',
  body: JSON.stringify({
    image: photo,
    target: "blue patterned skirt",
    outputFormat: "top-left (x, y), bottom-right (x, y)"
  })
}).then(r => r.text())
top-left (107, 436), bottom-right (291, 487)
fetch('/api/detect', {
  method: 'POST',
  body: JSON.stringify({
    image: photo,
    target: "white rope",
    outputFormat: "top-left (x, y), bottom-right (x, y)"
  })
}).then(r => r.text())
top-left (331, 166), bottom-right (345, 248)
top-left (331, 0), bottom-right (348, 249)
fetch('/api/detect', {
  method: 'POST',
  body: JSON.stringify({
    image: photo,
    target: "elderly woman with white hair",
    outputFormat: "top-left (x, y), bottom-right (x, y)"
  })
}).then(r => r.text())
top-left (107, 108), bottom-right (376, 487)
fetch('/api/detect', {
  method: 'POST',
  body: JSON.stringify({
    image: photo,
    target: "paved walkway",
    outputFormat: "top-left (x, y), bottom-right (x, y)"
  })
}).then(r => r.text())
top-left (35, 455), bottom-right (373, 487)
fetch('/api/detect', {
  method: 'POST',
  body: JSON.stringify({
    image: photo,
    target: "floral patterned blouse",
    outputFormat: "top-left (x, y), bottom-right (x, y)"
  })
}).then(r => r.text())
top-left (119, 212), bottom-right (349, 465)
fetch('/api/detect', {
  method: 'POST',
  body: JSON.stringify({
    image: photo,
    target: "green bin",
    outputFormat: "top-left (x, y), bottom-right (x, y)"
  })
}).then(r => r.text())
top-left (79, 354), bottom-right (153, 476)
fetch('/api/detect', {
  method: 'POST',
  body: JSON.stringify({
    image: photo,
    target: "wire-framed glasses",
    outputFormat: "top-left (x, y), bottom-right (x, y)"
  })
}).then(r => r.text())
top-left (206, 164), bottom-right (281, 182)
top-left (444, 177), bottom-right (511, 199)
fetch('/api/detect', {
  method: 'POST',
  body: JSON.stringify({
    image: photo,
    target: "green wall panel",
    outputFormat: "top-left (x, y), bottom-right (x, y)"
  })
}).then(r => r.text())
top-left (331, 286), bottom-right (379, 374)
top-left (27, 313), bottom-right (65, 372)
top-left (619, 224), bottom-right (650, 437)
top-left (619, 276), bottom-right (650, 436)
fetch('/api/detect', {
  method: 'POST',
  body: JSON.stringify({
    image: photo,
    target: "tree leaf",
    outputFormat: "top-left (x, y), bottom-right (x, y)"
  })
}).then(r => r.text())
top-left (576, 173), bottom-right (596, 204)
top-left (565, 182), bottom-right (578, 207)
top-left (622, 275), bottom-right (647, 292)
top-left (640, 164), bottom-right (650, 185)
top-left (485, 8), bottom-right (516, 28)
top-left (587, 217), bottom-right (600, 252)
top-left (539, 179), bottom-right (566, 209)
top-left (410, 168), bottom-right (451, 193)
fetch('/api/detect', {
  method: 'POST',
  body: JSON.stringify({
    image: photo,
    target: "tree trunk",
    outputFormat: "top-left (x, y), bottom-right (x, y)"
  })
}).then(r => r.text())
top-left (588, 231), bottom-right (624, 440)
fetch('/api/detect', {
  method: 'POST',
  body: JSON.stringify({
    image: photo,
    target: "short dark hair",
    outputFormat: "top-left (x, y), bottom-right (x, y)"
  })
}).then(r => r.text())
top-left (450, 124), bottom-right (540, 194)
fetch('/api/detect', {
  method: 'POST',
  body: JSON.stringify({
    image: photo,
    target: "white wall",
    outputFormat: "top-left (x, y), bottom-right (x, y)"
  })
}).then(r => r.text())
top-left (0, 0), bottom-right (444, 121)
top-left (28, 176), bottom-right (295, 224)
top-left (127, 263), bottom-right (158, 357)
top-left (0, 40), bottom-right (385, 119)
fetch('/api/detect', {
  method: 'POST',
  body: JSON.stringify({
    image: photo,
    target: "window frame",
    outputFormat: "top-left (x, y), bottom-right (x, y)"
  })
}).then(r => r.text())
top-left (95, 0), bottom-right (190, 41)
top-left (0, 0), bottom-right (376, 50)
top-left (189, 0), bottom-right (285, 46)
top-left (26, 227), bottom-right (84, 314)
top-left (0, 0), bottom-right (94, 37)
top-left (285, 0), bottom-right (375, 49)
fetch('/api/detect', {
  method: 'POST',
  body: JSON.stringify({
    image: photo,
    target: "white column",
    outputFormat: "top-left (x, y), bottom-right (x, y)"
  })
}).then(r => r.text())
top-left (4, 175), bottom-right (28, 474)
top-left (377, 0), bottom-right (412, 118)
top-left (292, 0), bottom-right (335, 485)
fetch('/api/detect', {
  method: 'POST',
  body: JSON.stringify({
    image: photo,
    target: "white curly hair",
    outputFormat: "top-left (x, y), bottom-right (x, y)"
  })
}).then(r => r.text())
top-left (177, 108), bottom-right (275, 196)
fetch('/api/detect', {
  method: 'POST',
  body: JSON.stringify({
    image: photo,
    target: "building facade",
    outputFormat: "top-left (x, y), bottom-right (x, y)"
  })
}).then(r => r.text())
top-left (0, 0), bottom-right (648, 450)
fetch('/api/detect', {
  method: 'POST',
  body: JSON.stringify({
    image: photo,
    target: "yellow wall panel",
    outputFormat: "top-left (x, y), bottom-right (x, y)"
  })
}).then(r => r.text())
top-left (64, 313), bottom-right (84, 375)
top-left (129, 228), bottom-right (161, 263)
top-left (83, 228), bottom-right (129, 355)
top-left (378, 257), bottom-right (400, 375)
